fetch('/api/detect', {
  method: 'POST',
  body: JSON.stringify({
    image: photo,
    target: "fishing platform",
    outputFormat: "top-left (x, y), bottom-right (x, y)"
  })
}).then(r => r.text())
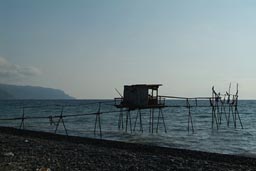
top-left (0, 83), bottom-right (244, 138)
top-left (114, 84), bottom-right (167, 133)
top-left (114, 83), bottom-right (243, 135)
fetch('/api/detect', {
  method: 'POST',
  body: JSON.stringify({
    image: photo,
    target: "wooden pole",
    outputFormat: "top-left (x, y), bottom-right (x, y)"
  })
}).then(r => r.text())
top-left (19, 107), bottom-right (25, 129)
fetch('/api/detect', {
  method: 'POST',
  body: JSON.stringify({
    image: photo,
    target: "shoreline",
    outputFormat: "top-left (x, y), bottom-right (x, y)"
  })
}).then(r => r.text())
top-left (1, 126), bottom-right (256, 170)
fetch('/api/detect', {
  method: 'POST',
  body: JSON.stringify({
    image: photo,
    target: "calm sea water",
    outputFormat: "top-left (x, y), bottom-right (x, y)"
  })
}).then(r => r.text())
top-left (0, 99), bottom-right (256, 156)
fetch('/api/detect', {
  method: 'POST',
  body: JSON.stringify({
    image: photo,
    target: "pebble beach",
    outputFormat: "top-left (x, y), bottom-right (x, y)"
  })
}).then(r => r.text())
top-left (0, 126), bottom-right (256, 171)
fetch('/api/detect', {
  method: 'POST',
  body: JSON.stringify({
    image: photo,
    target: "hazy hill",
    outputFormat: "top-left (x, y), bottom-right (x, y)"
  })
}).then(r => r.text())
top-left (0, 84), bottom-right (74, 99)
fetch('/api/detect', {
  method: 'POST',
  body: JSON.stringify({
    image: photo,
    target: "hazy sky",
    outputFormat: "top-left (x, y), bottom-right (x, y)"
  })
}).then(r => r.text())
top-left (1, 0), bottom-right (256, 99)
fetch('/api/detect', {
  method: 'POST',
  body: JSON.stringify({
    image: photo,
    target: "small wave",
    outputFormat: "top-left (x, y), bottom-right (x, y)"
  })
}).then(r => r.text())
top-left (237, 152), bottom-right (256, 158)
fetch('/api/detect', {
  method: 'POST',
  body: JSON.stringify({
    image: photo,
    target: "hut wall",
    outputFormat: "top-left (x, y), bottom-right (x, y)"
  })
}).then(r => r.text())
top-left (123, 85), bottom-right (148, 108)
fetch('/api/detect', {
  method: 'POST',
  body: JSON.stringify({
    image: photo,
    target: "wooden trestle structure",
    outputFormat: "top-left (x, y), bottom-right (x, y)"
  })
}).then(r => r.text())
top-left (0, 84), bottom-right (243, 138)
top-left (114, 84), bottom-right (243, 134)
top-left (210, 84), bottom-right (243, 129)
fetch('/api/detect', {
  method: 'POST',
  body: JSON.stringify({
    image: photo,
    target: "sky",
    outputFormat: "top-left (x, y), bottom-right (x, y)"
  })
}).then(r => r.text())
top-left (1, 0), bottom-right (256, 99)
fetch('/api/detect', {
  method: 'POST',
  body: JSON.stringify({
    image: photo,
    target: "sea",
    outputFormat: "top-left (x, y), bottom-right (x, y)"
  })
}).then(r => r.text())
top-left (0, 99), bottom-right (256, 157)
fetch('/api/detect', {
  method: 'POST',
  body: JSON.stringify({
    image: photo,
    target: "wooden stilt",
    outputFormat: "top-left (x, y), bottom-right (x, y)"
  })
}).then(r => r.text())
top-left (94, 102), bottom-right (102, 138)
top-left (156, 108), bottom-right (167, 133)
top-left (133, 110), bottom-right (139, 132)
top-left (133, 109), bottom-right (143, 132)
top-left (19, 107), bottom-right (25, 129)
top-left (55, 106), bottom-right (68, 136)
top-left (186, 99), bottom-right (194, 133)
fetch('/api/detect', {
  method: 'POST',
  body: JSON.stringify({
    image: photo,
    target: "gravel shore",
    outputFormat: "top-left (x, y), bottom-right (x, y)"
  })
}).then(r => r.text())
top-left (0, 126), bottom-right (256, 171)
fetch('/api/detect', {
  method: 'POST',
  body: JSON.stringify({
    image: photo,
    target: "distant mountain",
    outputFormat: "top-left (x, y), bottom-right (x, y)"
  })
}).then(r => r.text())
top-left (0, 84), bottom-right (74, 99)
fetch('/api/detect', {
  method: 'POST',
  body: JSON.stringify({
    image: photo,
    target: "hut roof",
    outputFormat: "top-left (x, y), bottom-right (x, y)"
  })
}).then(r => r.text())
top-left (125, 84), bottom-right (162, 90)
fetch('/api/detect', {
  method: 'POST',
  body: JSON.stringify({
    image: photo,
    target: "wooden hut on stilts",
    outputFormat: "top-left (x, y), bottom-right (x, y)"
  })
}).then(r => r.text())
top-left (114, 84), bottom-right (167, 134)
